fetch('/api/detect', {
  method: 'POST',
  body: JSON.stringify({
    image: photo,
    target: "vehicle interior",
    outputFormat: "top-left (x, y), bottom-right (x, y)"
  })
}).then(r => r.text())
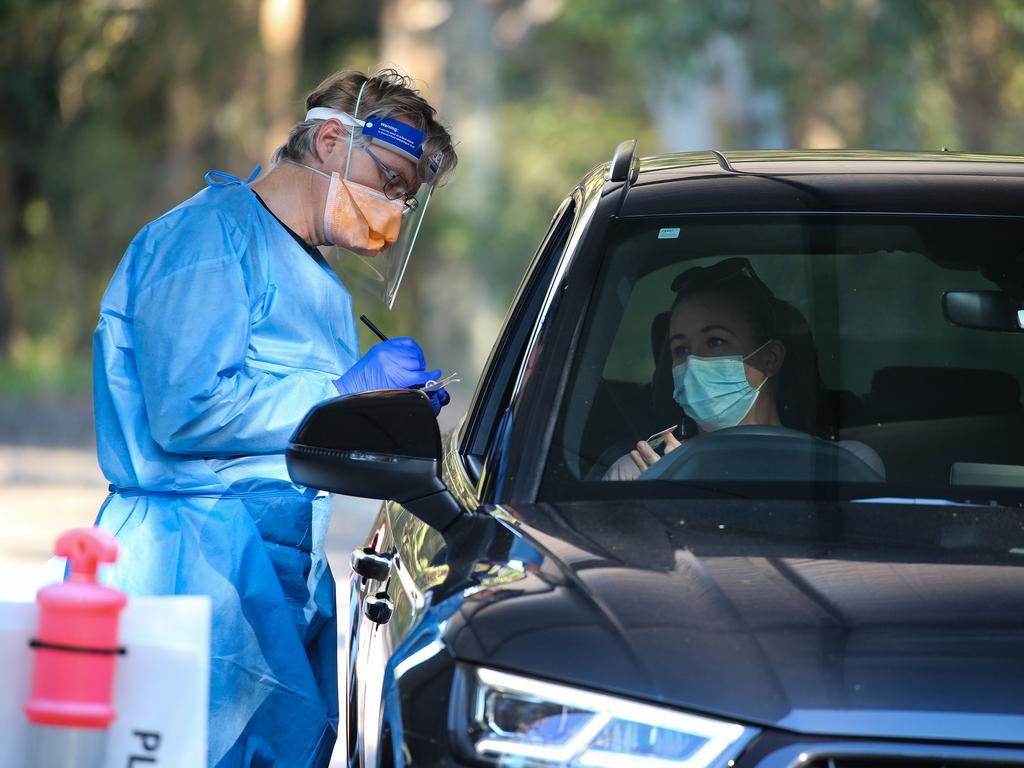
top-left (542, 213), bottom-right (1024, 500)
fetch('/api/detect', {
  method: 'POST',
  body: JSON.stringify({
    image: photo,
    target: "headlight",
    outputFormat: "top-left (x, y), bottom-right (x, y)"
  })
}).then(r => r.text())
top-left (450, 665), bottom-right (757, 767)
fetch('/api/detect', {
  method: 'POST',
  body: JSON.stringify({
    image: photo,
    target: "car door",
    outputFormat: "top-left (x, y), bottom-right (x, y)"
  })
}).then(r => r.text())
top-left (345, 194), bottom-right (581, 766)
top-left (345, 502), bottom-right (391, 766)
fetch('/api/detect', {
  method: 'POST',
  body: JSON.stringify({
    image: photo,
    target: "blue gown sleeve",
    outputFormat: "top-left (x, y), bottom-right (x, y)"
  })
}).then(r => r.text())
top-left (132, 231), bottom-right (340, 456)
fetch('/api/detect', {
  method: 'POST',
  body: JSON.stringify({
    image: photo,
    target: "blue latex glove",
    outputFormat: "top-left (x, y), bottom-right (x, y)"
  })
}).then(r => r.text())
top-left (428, 387), bottom-right (451, 416)
top-left (335, 337), bottom-right (441, 396)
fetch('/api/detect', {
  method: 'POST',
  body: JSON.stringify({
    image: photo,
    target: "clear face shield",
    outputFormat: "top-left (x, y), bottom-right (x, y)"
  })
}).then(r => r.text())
top-left (304, 103), bottom-right (439, 310)
top-left (323, 166), bottom-right (433, 310)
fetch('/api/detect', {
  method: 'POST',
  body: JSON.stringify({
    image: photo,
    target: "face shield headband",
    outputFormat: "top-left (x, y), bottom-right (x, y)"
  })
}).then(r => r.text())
top-left (304, 97), bottom-right (438, 309)
top-left (303, 107), bottom-right (441, 182)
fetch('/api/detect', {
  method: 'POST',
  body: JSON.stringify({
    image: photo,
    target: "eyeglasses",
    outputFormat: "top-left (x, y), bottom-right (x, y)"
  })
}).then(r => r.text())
top-left (362, 144), bottom-right (419, 209)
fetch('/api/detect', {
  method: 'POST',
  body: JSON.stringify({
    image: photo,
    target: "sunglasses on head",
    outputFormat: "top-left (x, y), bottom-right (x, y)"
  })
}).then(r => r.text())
top-left (671, 257), bottom-right (773, 295)
top-left (671, 257), bottom-right (779, 335)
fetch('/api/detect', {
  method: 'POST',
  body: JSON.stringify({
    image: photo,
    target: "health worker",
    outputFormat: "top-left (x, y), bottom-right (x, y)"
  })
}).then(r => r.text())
top-left (91, 69), bottom-right (457, 767)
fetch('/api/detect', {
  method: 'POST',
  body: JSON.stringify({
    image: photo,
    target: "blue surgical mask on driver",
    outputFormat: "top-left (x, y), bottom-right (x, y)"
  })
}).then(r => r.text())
top-left (672, 341), bottom-right (773, 432)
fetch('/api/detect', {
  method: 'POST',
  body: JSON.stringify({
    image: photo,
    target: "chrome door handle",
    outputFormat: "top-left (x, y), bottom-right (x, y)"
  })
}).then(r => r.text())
top-left (351, 547), bottom-right (392, 581)
top-left (364, 591), bottom-right (394, 624)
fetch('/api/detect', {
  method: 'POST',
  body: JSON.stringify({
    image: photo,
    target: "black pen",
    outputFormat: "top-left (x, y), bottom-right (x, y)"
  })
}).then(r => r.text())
top-left (361, 313), bottom-right (429, 391)
top-left (359, 314), bottom-right (455, 395)
top-left (360, 314), bottom-right (388, 342)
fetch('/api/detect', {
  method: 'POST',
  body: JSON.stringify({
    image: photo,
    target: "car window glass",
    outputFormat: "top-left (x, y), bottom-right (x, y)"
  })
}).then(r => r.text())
top-left (540, 214), bottom-right (1024, 504)
top-left (460, 197), bottom-right (577, 465)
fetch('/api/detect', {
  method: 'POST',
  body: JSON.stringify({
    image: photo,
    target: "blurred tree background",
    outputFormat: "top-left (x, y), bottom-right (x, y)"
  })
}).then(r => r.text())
top-left (1, 0), bottom-right (1023, 437)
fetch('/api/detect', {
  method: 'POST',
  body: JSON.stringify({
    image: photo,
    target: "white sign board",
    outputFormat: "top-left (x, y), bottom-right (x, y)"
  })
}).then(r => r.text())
top-left (0, 596), bottom-right (210, 767)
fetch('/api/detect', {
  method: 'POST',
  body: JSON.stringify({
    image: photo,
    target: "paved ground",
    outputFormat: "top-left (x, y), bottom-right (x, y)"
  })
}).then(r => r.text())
top-left (0, 444), bottom-right (377, 765)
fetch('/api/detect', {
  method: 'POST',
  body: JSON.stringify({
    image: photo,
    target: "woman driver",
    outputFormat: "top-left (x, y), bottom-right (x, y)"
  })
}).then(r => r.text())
top-left (604, 258), bottom-right (883, 481)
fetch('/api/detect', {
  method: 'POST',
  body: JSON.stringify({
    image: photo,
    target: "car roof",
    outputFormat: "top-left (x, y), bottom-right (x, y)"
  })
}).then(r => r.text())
top-left (617, 150), bottom-right (1024, 217)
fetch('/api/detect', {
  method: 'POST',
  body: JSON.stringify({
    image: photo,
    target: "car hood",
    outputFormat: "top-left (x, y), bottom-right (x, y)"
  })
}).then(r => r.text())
top-left (443, 498), bottom-right (1024, 744)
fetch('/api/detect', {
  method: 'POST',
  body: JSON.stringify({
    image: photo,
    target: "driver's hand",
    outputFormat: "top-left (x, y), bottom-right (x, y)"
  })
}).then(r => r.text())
top-left (630, 432), bottom-right (682, 475)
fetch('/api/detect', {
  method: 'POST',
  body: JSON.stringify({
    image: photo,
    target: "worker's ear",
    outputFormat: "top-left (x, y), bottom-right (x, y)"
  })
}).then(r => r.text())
top-left (312, 118), bottom-right (347, 165)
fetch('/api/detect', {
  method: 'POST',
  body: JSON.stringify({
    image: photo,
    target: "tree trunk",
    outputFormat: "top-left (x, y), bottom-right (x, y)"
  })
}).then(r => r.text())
top-left (0, 163), bottom-right (14, 356)
top-left (378, 0), bottom-right (505, 415)
top-left (260, 0), bottom-right (306, 160)
top-left (646, 35), bottom-right (786, 153)
top-left (946, 4), bottom-right (1002, 152)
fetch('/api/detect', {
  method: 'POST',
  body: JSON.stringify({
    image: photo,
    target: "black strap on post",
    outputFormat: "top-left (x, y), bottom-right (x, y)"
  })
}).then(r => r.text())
top-left (29, 638), bottom-right (127, 656)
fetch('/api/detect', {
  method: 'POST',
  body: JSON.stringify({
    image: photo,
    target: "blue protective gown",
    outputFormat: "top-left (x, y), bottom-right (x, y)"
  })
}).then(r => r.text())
top-left (92, 169), bottom-right (358, 767)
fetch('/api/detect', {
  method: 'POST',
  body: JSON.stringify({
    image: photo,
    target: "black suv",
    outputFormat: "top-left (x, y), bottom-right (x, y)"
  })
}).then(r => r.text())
top-left (290, 145), bottom-right (1024, 767)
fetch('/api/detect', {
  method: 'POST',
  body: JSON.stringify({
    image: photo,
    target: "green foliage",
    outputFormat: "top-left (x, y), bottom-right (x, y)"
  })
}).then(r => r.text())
top-left (0, 336), bottom-right (90, 397)
top-left (0, 0), bottom-right (372, 372)
top-left (483, 88), bottom-right (658, 293)
top-left (2, 0), bottom-right (1024, 395)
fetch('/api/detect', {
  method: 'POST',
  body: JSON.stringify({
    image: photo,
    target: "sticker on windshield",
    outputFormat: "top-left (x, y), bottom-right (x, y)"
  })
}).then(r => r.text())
top-left (658, 227), bottom-right (681, 239)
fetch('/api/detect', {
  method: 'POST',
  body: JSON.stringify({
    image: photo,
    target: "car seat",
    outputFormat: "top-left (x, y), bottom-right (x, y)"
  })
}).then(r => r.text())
top-left (577, 313), bottom-right (683, 480)
top-left (841, 366), bottom-right (1024, 486)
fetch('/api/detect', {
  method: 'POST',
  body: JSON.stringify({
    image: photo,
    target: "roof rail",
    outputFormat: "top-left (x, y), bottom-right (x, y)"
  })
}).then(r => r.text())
top-left (711, 149), bottom-right (736, 172)
top-left (608, 139), bottom-right (638, 183)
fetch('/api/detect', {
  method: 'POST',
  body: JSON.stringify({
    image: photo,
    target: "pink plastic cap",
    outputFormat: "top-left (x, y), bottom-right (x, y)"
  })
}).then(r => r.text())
top-left (25, 527), bottom-right (127, 729)
top-left (56, 527), bottom-right (119, 583)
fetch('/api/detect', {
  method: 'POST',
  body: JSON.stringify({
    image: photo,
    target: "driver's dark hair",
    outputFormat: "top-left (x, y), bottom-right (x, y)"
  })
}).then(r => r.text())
top-left (670, 259), bottom-right (824, 436)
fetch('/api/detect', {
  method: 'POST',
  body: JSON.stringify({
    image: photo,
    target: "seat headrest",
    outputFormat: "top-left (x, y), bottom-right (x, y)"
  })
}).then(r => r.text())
top-left (868, 366), bottom-right (1021, 422)
top-left (651, 312), bottom-right (670, 364)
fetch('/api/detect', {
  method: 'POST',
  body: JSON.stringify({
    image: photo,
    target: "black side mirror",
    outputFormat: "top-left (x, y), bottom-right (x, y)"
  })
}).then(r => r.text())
top-left (943, 291), bottom-right (1024, 331)
top-left (287, 389), bottom-right (462, 531)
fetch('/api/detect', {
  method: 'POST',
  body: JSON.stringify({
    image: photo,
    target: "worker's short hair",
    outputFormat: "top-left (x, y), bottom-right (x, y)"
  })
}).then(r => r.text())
top-left (273, 68), bottom-right (457, 186)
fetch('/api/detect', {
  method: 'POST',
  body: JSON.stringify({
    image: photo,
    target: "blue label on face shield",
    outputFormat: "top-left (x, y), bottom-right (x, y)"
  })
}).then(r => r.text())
top-left (362, 117), bottom-right (426, 159)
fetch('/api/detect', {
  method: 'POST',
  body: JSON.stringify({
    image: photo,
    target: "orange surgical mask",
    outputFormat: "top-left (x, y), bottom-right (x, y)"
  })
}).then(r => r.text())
top-left (323, 173), bottom-right (404, 257)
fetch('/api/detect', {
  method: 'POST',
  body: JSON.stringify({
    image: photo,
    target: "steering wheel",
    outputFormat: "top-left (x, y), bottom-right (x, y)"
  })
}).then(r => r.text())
top-left (638, 425), bottom-right (884, 483)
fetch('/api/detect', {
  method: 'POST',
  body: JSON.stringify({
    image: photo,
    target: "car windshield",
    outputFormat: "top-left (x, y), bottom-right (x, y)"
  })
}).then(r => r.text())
top-left (540, 213), bottom-right (1024, 505)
